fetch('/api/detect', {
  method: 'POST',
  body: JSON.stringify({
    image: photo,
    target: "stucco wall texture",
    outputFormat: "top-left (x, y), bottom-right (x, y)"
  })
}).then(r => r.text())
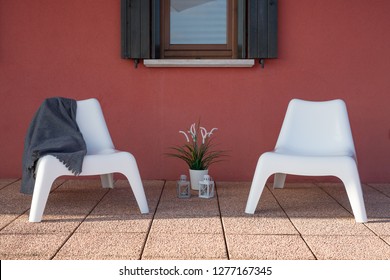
top-left (1, 0), bottom-right (389, 182)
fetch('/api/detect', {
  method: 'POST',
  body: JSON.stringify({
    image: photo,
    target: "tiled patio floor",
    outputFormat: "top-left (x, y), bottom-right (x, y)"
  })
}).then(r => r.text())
top-left (0, 179), bottom-right (389, 260)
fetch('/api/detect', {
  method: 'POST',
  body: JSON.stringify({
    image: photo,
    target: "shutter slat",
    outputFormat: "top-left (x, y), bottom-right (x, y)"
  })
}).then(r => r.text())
top-left (268, 0), bottom-right (278, 58)
top-left (121, 0), bottom-right (150, 60)
top-left (140, 0), bottom-right (150, 58)
top-left (248, 0), bottom-right (258, 58)
top-left (151, 0), bottom-right (161, 59)
top-left (248, 0), bottom-right (278, 59)
top-left (120, 0), bottom-right (130, 58)
top-left (257, 0), bottom-right (268, 58)
top-left (237, 0), bottom-right (246, 59)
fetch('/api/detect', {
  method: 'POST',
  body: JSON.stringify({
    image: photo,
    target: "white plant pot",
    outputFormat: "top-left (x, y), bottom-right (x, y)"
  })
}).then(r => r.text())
top-left (189, 169), bottom-right (208, 190)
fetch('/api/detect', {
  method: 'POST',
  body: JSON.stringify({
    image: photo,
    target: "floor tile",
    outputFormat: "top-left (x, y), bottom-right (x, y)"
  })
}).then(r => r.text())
top-left (382, 236), bottom-right (390, 246)
top-left (142, 233), bottom-right (227, 260)
top-left (54, 232), bottom-right (146, 260)
top-left (2, 213), bottom-right (83, 234)
top-left (303, 235), bottom-right (390, 260)
top-left (115, 179), bottom-right (164, 203)
top-left (319, 183), bottom-right (390, 218)
top-left (1, 179), bottom-right (390, 260)
top-left (77, 214), bottom-right (152, 233)
top-left (155, 199), bottom-right (220, 218)
top-left (218, 182), bottom-right (298, 235)
top-left (0, 232), bottom-right (69, 259)
top-left (368, 183), bottom-right (390, 197)
top-left (0, 179), bottom-right (19, 190)
top-left (150, 217), bottom-right (223, 234)
top-left (289, 217), bottom-right (373, 236)
top-left (226, 234), bottom-right (315, 260)
top-left (270, 183), bottom-right (356, 220)
top-left (39, 180), bottom-right (109, 218)
top-left (222, 216), bottom-right (298, 235)
top-left (0, 181), bottom-right (37, 215)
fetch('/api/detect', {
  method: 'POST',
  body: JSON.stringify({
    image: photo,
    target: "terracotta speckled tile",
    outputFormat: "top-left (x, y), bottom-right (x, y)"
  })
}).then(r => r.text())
top-left (288, 217), bottom-right (373, 236)
top-left (226, 234), bottom-right (315, 260)
top-left (41, 180), bottom-right (109, 217)
top-left (115, 179), bottom-right (164, 203)
top-left (151, 217), bottom-right (223, 234)
top-left (0, 180), bottom-right (52, 229)
top-left (54, 232), bottom-right (146, 260)
top-left (0, 181), bottom-right (37, 215)
top-left (142, 233), bottom-right (227, 260)
top-left (1, 179), bottom-right (390, 261)
top-left (0, 232), bottom-right (69, 259)
top-left (77, 214), bottom-right (152, 233)
top-left (222, 216), bottom-right (298, 235)
top-left (155, 199), bottom-right (220, 218)
top-left (382, 236), bottom-right (390, 246)
top-left (89, 180), bottom-right (163, 216)
top-left (2, 213), bottom-right (84, 234)
top-left (318, 183), bottom-right (390, 218)
top-left (218, 182), bottom-right (298, 235)
top-left (303, 235), bottom-right (390, 260)
top-left (319, 183), bottom-right (390, 235)
top-left (0, 179), bottom-right (19, 190)
top-left (270, 183), bottom-right (358, 220)
top-left (368, 183), bottom-right (390, 197)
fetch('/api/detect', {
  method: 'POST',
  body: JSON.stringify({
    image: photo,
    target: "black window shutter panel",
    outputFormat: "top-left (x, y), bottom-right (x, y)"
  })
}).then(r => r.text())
top-left (248, 0), bottom-right (278, 59)
top-left (121, 0), bottom-right (150, 60)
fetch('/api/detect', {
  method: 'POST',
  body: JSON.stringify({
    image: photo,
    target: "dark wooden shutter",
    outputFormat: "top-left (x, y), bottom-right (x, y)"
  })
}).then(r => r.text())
top-left (248, 0), bottom-right (278, 59)
top-left (121, 0), bottom-right (150, 59)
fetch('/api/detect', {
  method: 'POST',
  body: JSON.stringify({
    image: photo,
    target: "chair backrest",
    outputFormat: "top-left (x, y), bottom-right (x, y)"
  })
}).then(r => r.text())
top-left (275, 99), bottom-right (356, 157)
top-left (76, 98), bottom-right (115, 155)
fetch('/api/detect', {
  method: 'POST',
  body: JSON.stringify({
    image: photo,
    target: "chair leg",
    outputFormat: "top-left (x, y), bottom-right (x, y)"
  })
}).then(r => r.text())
top-left (245, 158), bottom-right (271, 214)
top-left (121, 154), bottom-right (149, 214)
top-left (100, 173), bottom-right (114, 188)
top-left (339, 163), bottom-right (368, 223)
top-left (273, 173), bottom-right (287, 189)
top-left (29, 164), bottom-right (58, 223)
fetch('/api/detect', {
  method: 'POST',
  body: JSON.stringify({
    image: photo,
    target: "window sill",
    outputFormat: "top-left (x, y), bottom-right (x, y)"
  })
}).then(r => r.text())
top-left (143, 59), bottom-right (255, 68)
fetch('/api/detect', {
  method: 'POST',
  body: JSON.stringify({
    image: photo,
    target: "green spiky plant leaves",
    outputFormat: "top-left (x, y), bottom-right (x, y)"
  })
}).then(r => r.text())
top-left (167, 122), bottom-right (228, 170)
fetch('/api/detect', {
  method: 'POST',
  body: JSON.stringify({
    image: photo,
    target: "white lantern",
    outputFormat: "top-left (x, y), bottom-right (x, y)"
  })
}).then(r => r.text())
top-left (177, 174), bottom-right (191, 198)
top-left (199, 175), bottom-right (215, 198)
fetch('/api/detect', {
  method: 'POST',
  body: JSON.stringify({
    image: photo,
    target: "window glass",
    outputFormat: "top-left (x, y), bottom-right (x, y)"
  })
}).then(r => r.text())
top-left (170, 0), bottom-right (227, 44)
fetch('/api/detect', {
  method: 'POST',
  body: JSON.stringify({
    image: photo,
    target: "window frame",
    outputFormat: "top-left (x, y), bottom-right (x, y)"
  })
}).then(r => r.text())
top-left (121, 0), bottom-right (278, 67)
top-left (160, 0), bottom-right (238, 59)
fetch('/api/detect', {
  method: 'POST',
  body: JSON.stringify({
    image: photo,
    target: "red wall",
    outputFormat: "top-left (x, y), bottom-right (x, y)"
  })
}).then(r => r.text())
top-left (1, 0), bottom-right (390, 182)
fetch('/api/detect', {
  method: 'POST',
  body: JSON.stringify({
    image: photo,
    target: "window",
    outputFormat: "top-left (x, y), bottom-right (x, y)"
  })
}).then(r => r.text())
top-left (162, 0), bottom-right (236, 59)
top-left (121, 0), bottom-right (277, 67)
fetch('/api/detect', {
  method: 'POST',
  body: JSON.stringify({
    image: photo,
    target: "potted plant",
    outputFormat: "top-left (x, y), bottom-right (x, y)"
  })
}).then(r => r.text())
top-left (167, 122), bottom-right (227, 190)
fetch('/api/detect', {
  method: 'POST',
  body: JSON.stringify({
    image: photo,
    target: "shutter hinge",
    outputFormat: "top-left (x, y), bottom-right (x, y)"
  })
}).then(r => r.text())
top-left (134, 59), bottom-right (139, 68)
top-left (259, 59), bottom-right (265, 68)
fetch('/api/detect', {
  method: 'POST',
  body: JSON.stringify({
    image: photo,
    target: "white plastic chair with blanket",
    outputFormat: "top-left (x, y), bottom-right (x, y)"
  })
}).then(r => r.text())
top-left (245, 99), bottom-right (367, 223)
top-left (29, 98), bottom-right (149, 222)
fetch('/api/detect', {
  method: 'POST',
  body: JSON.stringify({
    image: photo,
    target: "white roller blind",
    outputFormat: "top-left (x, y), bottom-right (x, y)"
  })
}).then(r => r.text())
top-left (170, 0), bottom-right (227, 45)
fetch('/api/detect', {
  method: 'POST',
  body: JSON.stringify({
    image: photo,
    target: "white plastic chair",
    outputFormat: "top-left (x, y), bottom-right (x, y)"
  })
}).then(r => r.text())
top-left (29, 98), bottom-right (149, 222)
top-left (245, 99), bottom-right (367, 223)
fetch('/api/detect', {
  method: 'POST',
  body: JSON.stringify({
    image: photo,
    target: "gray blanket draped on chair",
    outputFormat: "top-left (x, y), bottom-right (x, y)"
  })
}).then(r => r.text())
top-left (21, 97), bottom-right (87, 194)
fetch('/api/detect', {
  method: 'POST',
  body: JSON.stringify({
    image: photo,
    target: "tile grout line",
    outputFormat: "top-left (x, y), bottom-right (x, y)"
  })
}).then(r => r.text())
top-left (0, 178), bottom-right (21, 191)
top-left (215, 181), bottom-right (230, 260)
top-left (139, 180), bottom-right (166, 260)
top-left (315, 182), bottom-right (390, 248)
top-left (0, 179), bottom-right (67, 232)
top-left (366, 183), bottom-right (390, 199)
top-left (314, 182), bottom-right (356, 217)
top-left (49, 181), bottom-right (111, 260)
top-left (364, 183), bottom-right (390, 247)
top-left (266, 183), bottom-right (318, 260)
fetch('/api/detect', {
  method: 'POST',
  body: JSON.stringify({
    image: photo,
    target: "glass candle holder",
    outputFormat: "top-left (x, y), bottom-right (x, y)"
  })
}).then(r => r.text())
top-left (177, 174), bottom-right (191, 198)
